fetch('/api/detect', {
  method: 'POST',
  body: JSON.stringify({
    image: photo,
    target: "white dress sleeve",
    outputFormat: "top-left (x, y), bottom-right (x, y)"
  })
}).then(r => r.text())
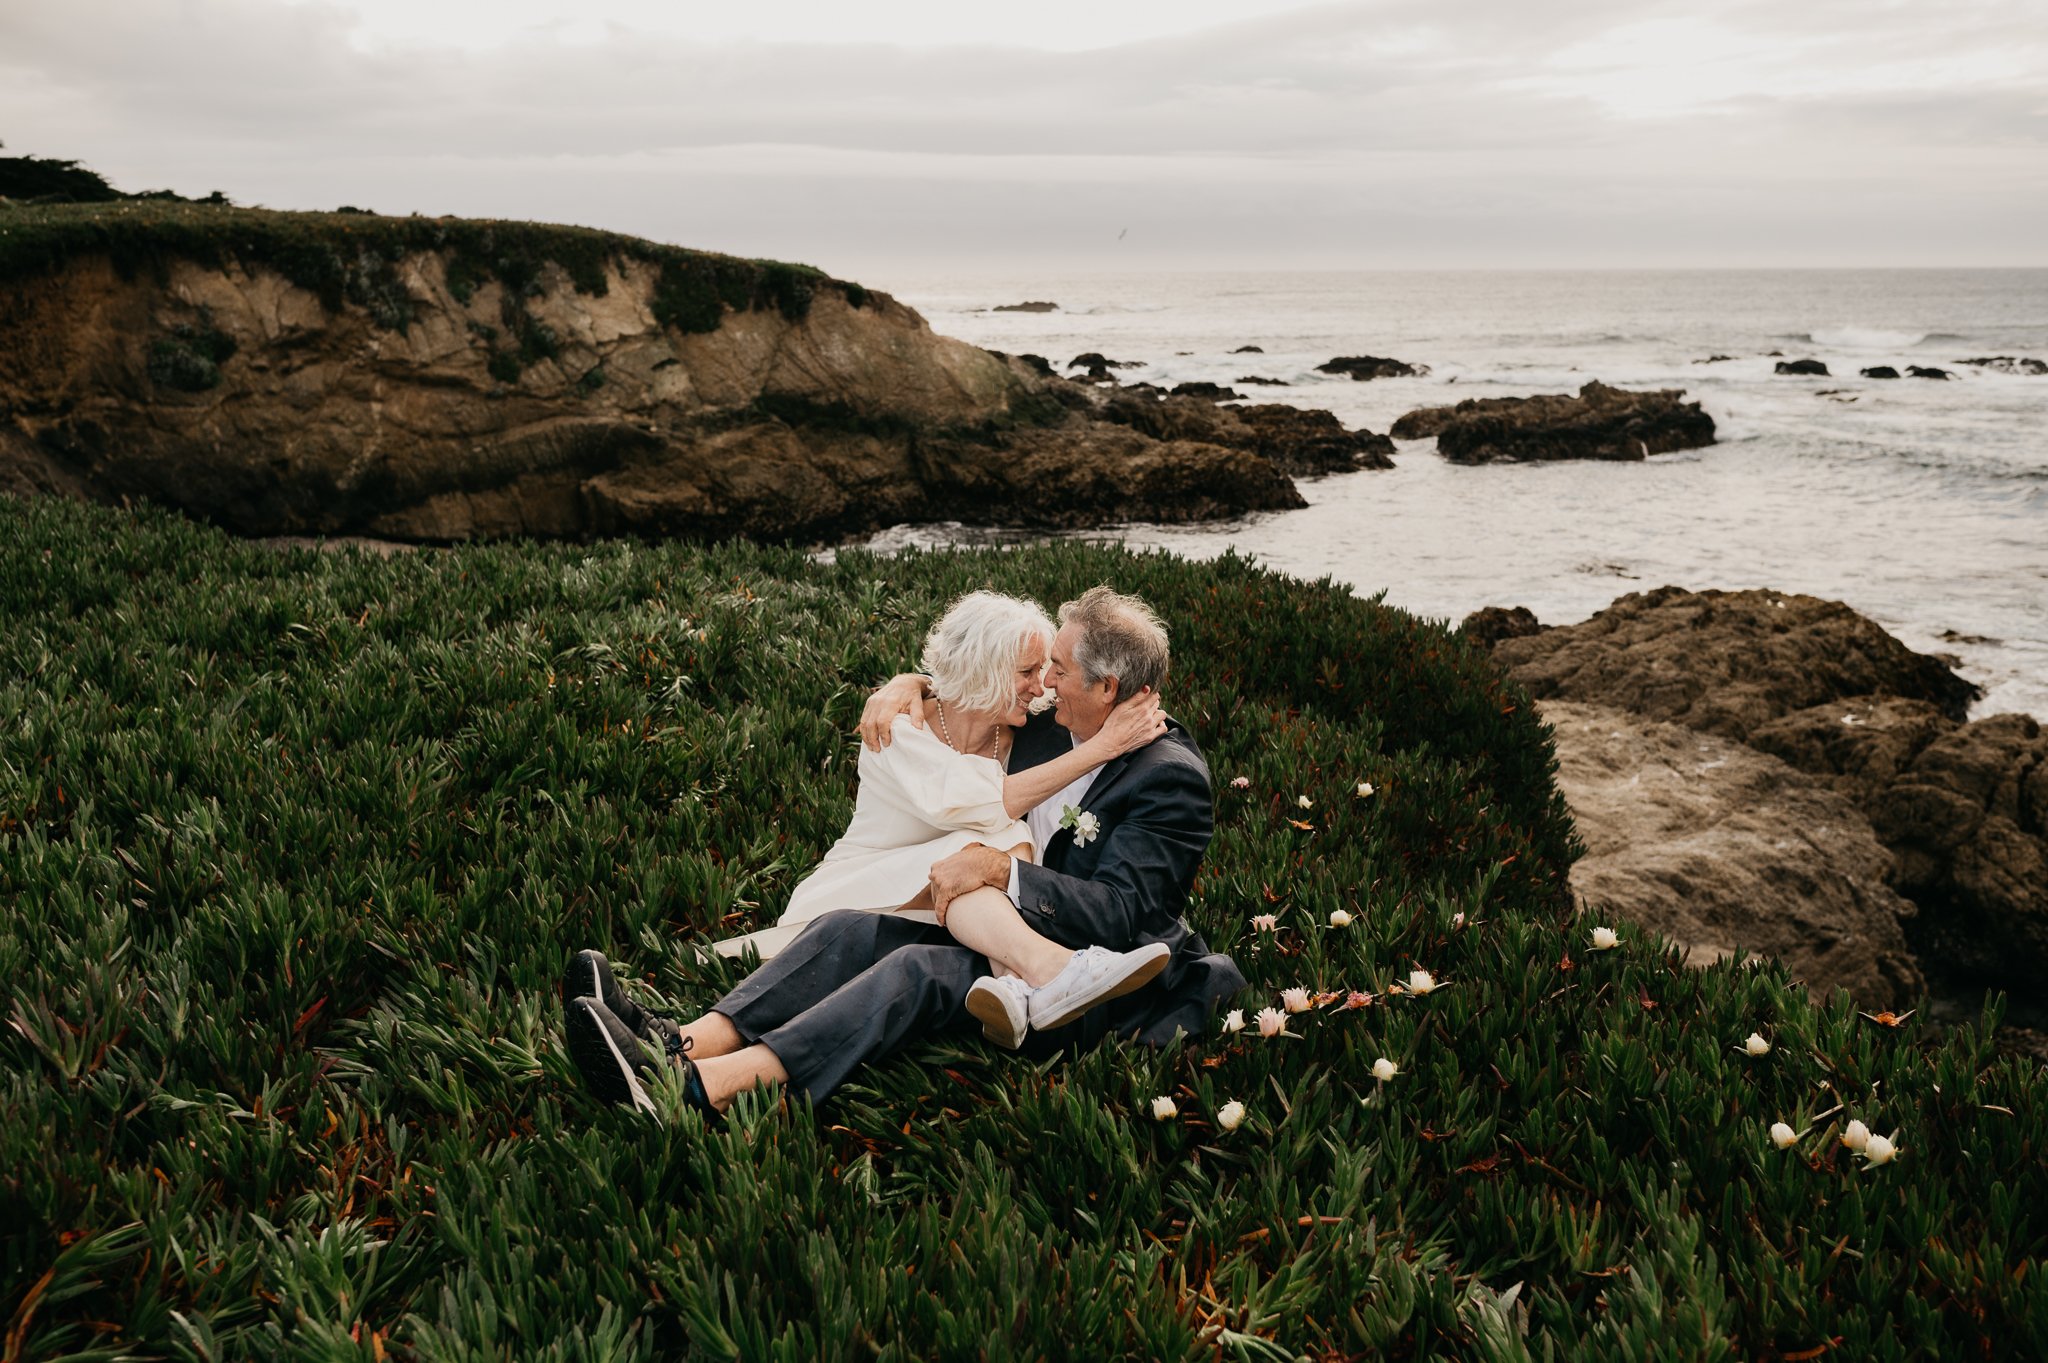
top-left (858, 718), bottom-right (1018, 837)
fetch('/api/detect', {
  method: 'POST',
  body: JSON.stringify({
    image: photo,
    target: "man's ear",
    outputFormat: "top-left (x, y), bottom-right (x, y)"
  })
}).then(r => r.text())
top-left (1100, 675), bottom-right (1122, 705)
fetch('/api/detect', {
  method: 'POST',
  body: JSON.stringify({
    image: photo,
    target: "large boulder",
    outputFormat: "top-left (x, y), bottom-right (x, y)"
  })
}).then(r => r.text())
top-left (1775, 359), bottom-right (1829, 376)
top-left (1545, 701), bottom-right (1924, 1005)
top-left (1390, 382), bottom-right (1716, 464)
top-left (1492, 587), bottom-right (1979, 742)
top-left (1458, 604), bottom-right (1545, 648)
top-left (0, 206), bottom-right (1307, 540)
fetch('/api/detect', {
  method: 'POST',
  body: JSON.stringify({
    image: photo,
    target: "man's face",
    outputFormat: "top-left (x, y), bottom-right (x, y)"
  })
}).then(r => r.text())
top-left (1046, 622), bottom-right (1116, 740)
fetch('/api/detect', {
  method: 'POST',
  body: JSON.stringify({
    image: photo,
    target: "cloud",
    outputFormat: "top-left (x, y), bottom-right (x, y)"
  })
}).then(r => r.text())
top-left (2, 0), bottom-right (2042, 269)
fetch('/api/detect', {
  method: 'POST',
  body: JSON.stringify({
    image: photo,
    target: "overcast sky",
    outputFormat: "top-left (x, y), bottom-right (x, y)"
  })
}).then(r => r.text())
top-left (4, 0), bottom-right (2045, 278)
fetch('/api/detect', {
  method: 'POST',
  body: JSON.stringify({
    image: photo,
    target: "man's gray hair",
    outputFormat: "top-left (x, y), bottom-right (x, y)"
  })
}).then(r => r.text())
top-left (920, 591), bottom-right (1057, 715)
top-left (1059, 586), bottom-right (1170, 698)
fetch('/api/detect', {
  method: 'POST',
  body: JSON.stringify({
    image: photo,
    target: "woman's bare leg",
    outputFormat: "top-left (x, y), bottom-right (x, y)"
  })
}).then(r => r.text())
top-left (942, 886), bottom-right (1073, 987)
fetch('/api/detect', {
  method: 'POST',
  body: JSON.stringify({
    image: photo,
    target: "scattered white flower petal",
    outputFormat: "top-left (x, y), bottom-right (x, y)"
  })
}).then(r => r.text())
top-left (1842, 1119), bottom-right (1871, 1152)
top-left (1329, 908), bottom-right (1354, 928)
top-left (1297, 795), bottom-right (1313, 809)
top-left (1406, 969), bottom-right (1437, 996)
top-left (1744, 1032), bottom-right (1771, 1056)
top-left (1770, 1121), bottom-right (1797, 1149)
top-left (1257, 1007), bottom-right (1287, 1038)
top-left (1451, 912), bottom-right (1466, 929)
top-left (1217, 1100), bottom-right (1246, 1132)
top-left (1590, 926), bottom-right (1619, 951)
top-left (1356, 782), bottom-right (1375, 798)
top-left (1281, 987), bottom-right (1311, 1014)
top-left (1151, 1096), bottom-right (1178, 1121)
top-left (1222, 1009), bottom-right (1245, 1034)
top-left (1251, 912), bottom-right (1279, 932)
top-left (1863, 1133), bottom-right (1898, 1166)
top-left (1230, 775), bottom-right (1251, 790)
top-left (1372, 1057), bottom-right (1399, 1082)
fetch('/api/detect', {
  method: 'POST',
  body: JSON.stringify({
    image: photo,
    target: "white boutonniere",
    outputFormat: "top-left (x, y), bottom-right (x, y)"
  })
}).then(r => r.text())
top-left (1059, 805), bottom-right (1101, 847)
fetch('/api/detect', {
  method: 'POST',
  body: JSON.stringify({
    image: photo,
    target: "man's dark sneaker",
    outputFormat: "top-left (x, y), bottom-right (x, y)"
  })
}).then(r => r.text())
top-left (562, 949), bottom-right (658, 1039)
top-left (564, 996), bottom-right (723, 1125)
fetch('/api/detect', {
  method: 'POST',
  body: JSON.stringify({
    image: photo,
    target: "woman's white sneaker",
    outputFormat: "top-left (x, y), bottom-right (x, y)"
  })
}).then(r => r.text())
top-left (965, 974), bottom-right (1034, 1049)
top-left (1027, 942), bottom-right (1172, 1031)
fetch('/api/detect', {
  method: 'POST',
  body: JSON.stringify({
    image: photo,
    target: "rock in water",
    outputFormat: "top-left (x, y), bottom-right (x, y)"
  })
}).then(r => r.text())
top-left (1389, 381), bottom-right (1716, 463)
top-left (991, 300), bottom-right (1058, 312)
top-left (1907, 365), bottom-right (1953, 380)
top-left (1861, 366), bottom-right (1900, 379)
top-left (1956, 356), bottom-right (2048, 375)
top-left (1231, 344), bottom-right (1265, 353)
top-left (1458, 605), bottom-right (1544, 648)
top-left (1544, 701), bottom-right (1925, 1006)
top-left (1493, 586), bottom-right (1979, 741)
top-left (1095, 392), bottom-right (1393, 476)
top-left (1775, 359), bottom-right (1830, 376)
top-left (1169, 382), bottom-right (1244, 401)
top-left (0, 206), bottom-right (1306, 540)
top-left (1315, 354), bottom-right (1427, 380)
top-left (1236, 376), bottom-right (1288, 386)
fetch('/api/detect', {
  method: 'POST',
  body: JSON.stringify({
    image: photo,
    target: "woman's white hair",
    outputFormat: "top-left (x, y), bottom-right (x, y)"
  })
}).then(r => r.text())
top-left (920, 591), bottom-right (1056, 715)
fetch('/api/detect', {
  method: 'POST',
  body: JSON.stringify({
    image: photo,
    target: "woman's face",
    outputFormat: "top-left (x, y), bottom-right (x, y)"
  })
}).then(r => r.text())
top-left (999, 633), bottom-right (1051, 726)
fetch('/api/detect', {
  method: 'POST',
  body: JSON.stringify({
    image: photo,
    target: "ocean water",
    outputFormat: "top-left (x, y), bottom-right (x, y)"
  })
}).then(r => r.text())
top-left (862, 269), bottom-right (2048, 721)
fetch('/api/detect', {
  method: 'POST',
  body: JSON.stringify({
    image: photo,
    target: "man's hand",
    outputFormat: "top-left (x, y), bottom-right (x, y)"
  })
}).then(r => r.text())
top-left (928, 843), bottom-right (1011, 923)
top-left (859, 673), bottom-right (931, 752)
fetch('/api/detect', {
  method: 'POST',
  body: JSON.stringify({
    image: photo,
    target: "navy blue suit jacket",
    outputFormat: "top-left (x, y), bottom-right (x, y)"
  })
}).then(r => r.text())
top-left (1006, 710), bottom-right (1246, 1047)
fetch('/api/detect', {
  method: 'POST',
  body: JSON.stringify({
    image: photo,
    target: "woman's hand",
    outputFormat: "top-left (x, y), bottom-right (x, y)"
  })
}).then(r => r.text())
top-left (1089, 688), bottom-right (1166, 759)
top-left (859, 674), bottom-right (930, 751)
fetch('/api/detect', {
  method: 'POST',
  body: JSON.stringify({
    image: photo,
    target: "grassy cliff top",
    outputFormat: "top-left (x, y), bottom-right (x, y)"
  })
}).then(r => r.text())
top-left (0, 494), bottom-right (2040, 1360)
top-left (0, 201), bottom-right (871, 330)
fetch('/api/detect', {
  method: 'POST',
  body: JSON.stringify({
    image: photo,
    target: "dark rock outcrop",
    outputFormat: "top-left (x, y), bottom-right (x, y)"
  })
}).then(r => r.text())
top-left (1232, 345), bottom-right (1265, 354)
top-left (0, 207), bottom-right (1309, 541)
top-left (1861, 366), bottom-right (1900, 379)
top-left (1492, 587), bottom-right (1980, 741)
top-left (1694, 355), bottom-right (1736, 364)
top-left (1488, 585), bottom-right (2048, 1006)
top-left (1095, 392), bottom-right (1393, 477)
top-left (1316, 354), bottom-right (1427, 381)
top-left (1068, 352), bottom-right (1142, 371)
top-left (991, 301), bottom-right (1058, 312)
top-left (1169, 382), bottom-right (1243, 401)
top-left (1775, 359), bottom-right (1829, 376)
top-left (1389, 382), bottom-right (1716, 464)
top-left (1957, 356), bottom-right (2047, 376)
top-left (1236, 376), bottom-right (1288, 386)
top-left (1459, 605), bottom-right (1544, 648)
top-left (1907, 366), bottom-right (1953, 380)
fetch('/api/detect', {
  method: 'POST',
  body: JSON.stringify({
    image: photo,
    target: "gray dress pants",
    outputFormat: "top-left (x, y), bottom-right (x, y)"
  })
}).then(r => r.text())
top-left (711, 910), bottom-right (986, 1102)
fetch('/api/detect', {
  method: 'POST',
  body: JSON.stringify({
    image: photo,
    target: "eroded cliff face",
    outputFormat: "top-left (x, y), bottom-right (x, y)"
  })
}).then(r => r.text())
top-left (0, 229), bottom-right (1298, 540)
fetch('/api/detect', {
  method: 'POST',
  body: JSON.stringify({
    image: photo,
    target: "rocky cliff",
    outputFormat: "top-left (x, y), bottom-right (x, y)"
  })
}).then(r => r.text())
top-left (0, 205), bottom-right (1303, 540)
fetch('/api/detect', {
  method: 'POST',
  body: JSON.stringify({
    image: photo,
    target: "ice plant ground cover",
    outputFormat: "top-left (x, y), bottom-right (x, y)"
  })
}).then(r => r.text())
top-left (1, 495), bottom-right (2042, 1360)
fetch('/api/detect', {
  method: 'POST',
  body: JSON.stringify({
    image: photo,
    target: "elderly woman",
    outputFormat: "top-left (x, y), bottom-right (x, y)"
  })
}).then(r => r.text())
top-left (706, 590), bottom-right (1162, 963)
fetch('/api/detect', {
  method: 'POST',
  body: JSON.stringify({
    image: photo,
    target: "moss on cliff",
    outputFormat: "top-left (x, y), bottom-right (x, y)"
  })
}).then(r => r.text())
top-left (0, 201), bottom-right (867, 336)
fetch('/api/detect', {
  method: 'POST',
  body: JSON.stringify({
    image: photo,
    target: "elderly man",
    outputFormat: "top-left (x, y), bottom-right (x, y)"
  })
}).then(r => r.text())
top-left (563, 586), bottom-right (1243, 1119)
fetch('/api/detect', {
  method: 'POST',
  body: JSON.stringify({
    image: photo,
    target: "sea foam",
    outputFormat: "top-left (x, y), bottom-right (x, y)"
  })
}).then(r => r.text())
top-left (1808, 325), bottom-right (1928, 349)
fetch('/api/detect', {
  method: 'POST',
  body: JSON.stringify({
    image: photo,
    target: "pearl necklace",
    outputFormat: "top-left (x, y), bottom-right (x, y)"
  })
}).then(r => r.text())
top-left (934, 697), bottom-right (1002, 759)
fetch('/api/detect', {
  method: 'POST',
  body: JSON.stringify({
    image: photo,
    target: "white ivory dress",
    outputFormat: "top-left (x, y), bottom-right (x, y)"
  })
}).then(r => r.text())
top-left (707, 715), bottom-right (1033, 961)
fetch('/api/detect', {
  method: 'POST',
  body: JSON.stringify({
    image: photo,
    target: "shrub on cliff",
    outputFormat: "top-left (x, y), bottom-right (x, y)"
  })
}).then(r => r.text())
top-left (0, 496), bottom-right (2039, 1360)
